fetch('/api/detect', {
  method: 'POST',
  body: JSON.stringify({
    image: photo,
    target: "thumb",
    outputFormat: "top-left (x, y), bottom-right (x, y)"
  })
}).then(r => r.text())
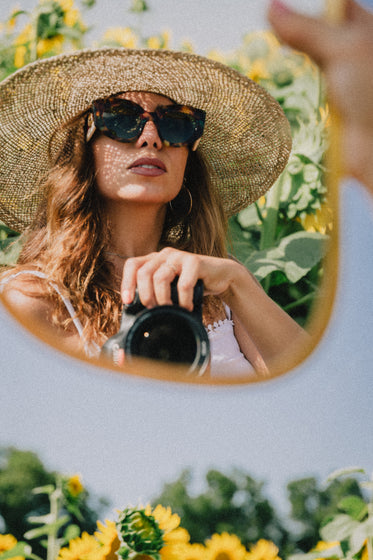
top-left (267, 0), bottom-right (339, 67)
top-left (345, 0), bottom-right (373, 23)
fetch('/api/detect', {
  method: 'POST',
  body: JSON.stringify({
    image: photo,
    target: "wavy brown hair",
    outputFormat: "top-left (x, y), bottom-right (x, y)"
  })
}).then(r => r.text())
top-left (4, 108), bottom-right (228, 348)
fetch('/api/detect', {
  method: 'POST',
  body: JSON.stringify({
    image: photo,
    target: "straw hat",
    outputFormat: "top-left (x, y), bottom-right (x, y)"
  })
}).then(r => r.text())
top-left (0, 47), bottom-right (292, 232)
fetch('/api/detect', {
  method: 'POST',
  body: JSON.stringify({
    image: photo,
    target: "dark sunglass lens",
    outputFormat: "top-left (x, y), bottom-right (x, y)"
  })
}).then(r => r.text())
top-left (102, 100), bottom-right (143, 141)
top-left (159, 112), bottom-right (196, 144)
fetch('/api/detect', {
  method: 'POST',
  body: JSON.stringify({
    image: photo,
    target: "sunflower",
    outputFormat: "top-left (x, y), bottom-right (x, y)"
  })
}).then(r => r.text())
top-left (205, 533), bottom-right (248, 560)
top-left (177, 542), bottom-right (207, 560)
top-left (57, 532), bottom-right (100, 560)
top-left (66, 474), bottom-right (84, 497)
top-left (94, 520), bottom-right (121, 560)
top-left (247, 60), bottom-right (270, 83)
top-left (36, 35), bottom-right (64, 57)
top-left (311, 540), bottom-right (341, 560)
top-left (101, 27), bottom-right (138, 48)
top-left (300, 204), bottom-right (333, 234)
top-left (116, 507), bottom-right (164, 559)
top-left (144, 505), bottom-right (190, 560)
top-left (0, 534), bottom-right (24, 560)
top-left (245, 539), bottom-right (281, 560)
top-left (361, 541), bottom-right (369, 560)
top-left (0, 535), bottom-right (17, 554)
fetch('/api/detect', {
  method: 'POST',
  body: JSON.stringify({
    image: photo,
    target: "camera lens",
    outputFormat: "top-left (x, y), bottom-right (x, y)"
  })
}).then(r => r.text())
top-left (124, 306), bottom-right (210, 374)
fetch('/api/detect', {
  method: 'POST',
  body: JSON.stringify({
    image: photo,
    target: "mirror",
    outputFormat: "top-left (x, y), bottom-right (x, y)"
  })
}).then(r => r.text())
top-left (0, 0), bottom-right (339, 384)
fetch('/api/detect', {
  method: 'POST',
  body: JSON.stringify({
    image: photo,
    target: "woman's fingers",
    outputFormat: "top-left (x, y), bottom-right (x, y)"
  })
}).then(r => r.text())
top-left (120, 248), bottom-right (235, 309)
top-left (121, 249), bottom-right (202, 309)
top-left (121, 250), bottom-right (180, 306)
top-left (174, 259), bottom-right (200, 311)
top-left (121, 253), bottom-right (157, 304)
top-left (267, 1), bottom-right (337, 67)
top-left (151, 262), bottom-right (178, 306)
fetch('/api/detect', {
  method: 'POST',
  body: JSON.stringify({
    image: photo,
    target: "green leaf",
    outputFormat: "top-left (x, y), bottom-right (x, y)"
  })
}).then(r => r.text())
top-left (0, 543), bottom-right (43, 560)
top-left (24, 515), bottom-right (70, 539)
top-left (227, 216), bottom-right (260, 262)
top-left (237, 204), bottom-right (261, 228)
top-left (338, 496), bottom-right (368, 520)
top-left (130, 0), bottom-right (149, 12)
top-left (0, 222), bottom-right (20, 238)
top-left (32, 484), bottom-right (56, 495)
top-left (28, 513), bottom-right (54, 524)
top-left (349, 519), bottom-right (373, 555)
top-left (245, 231), bottom-right (328, 283)
top-left (303, 164), bottom-right (320, 183)
top-left (326, 467), bottom-right (366, 483)
top-left (0, 237), bottom-right (22, 265)
top-left (63, 524), bottom-right (81, 543)
top-left (59, 25), bottom-right (85, 41)
top-left (7, 9), bottom-right (29, 19)
top-left (65, 501), bottom-right (84, 522)
top-left (289, 544), bottom-right (343, 560)
top-left (0, 543), bottom-right (31, 560)
top-left (320, 514), bottom-right (360, 543)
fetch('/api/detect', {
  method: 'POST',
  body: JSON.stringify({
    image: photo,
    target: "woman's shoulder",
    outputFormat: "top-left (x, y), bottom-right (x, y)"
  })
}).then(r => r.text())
top-left (0, 268), bottom-right (53, 321)
top-left (0, 267), bottom-right (84, 351)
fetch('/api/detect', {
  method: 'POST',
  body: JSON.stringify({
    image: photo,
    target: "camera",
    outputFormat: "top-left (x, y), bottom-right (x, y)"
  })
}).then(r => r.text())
top-left (101, 278), bottom-right (210, 376)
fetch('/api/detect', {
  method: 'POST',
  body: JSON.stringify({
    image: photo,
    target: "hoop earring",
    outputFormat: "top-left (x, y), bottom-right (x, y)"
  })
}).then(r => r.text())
top-left (168, 185), bottom-right (193, 220)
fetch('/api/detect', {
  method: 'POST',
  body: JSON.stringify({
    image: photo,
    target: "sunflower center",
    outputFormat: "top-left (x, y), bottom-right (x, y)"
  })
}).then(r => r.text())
top-left (215, 553), bottom-right (232, 560)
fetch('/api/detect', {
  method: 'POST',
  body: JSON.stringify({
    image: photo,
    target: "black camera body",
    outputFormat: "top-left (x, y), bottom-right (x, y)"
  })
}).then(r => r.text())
top-left (101, 279), bottom-right (210, 376)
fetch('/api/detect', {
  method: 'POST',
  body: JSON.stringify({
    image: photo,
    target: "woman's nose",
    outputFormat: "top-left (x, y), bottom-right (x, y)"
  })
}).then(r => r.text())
top-left (135, 118), bottom-right (163, 150)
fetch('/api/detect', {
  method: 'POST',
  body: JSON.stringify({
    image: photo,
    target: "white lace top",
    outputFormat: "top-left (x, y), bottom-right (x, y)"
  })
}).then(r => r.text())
top-left (207, 315), bottom-right (255, 376)
top-left (0, 270), bottom-right (255, 377)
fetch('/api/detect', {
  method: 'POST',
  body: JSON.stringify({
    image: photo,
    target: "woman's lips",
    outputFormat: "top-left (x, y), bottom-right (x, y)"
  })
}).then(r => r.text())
top-left (129, 157), bottom-right (166, 177)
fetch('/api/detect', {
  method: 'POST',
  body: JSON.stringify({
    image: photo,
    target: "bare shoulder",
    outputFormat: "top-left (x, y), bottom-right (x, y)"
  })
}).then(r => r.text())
top-left (1, 271), bottom-right (84, 352)
top-left (1, 272), bottom-right (54, 325)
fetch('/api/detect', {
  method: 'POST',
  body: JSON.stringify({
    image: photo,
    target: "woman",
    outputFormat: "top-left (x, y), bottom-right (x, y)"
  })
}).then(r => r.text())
top-left (0, 48), bottom-right (307, 377)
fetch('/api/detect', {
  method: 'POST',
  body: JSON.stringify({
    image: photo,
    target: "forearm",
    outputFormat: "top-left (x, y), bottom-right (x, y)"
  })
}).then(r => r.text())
top-left (222, 262), bottom-right (309, 365)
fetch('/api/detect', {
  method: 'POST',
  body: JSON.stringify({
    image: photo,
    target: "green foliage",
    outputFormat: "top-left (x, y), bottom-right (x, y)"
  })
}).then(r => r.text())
top-left (0, 447), bottom-right (108, 558)
top-left (152, 468), bottom-right (292, 555)
top-left (0, 0), bottom-right (88, 80)
top-left (224, 32), bottom-right (331, 326)
top-left (129, 0), bottom-right (149, 13)
top-left (290, 468), bottom-right (373, 560)
top-left (287, 475), bottom-right (364, 553)
top-left (0, 223), bottom-right (22, 267)
top-left (0, 448), bottom-right (55, 540)
top-left (151, 468), bottom-right (370, 559)
top-left (0, 456), bottom-right (371, 560)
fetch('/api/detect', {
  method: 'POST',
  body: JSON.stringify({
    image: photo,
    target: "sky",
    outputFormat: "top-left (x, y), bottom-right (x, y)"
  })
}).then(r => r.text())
top-left (1, 0), bottom-right (373, 523)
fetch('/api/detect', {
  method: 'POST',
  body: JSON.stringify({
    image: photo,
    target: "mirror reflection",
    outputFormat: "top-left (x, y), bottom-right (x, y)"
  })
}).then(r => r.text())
top-left (0, 2), bottom-right (332, 382)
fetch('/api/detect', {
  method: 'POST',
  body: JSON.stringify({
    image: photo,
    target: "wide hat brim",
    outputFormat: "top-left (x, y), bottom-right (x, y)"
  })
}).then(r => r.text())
top-left (0, 47), bottom-right (292, 232)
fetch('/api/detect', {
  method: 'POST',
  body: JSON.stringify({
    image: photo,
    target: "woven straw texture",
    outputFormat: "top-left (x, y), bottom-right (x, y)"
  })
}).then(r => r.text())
top-left (0, 47), bottom-right (292, 232)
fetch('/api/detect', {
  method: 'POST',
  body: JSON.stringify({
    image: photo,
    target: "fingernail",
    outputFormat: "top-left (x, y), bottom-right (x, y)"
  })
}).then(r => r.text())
top-left (270, 0), bottom-right (293, 15)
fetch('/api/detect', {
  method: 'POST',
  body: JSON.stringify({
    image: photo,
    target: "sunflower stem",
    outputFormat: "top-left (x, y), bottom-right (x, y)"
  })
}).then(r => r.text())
top-left (47, 481), bottom-right (63, 560)
top-left (283, 292), bottom-right (314, 312)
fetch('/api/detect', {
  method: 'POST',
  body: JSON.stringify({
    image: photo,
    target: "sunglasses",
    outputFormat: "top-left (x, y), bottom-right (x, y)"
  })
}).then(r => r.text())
top-left (87, 96), bottom-right (206, 150)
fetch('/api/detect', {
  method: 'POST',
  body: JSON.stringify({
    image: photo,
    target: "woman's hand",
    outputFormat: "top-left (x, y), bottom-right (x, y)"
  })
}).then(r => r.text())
top-left (268, 0), bottom-right (373, 193)
top-left (121, 247), bottom-right (309, 369)
top-left (121, 247), bottom-right (237, 311)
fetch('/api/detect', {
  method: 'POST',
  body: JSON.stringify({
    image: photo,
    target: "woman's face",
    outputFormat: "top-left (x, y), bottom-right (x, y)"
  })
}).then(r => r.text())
top-left (92, 91), bottom-right (189, 206)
